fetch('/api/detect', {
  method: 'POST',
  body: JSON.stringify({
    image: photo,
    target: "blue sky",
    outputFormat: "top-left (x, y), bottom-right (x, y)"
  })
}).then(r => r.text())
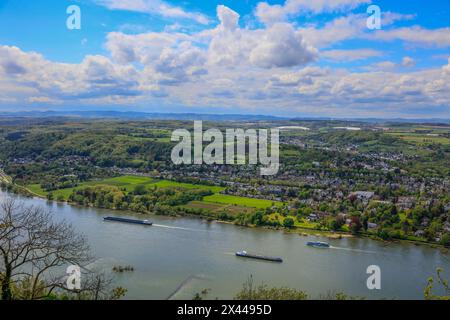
top-left (0, 0), bottom-right (449, 118)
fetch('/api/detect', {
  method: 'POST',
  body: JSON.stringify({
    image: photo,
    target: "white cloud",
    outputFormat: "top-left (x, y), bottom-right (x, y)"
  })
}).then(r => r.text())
top-left (255, 2), bottom-right (287, 26)
top-left (255, 0), bottom-right (371, 25)
top-left (217, 5), bottom-right (240, 31)
top-left (372, 61), bottom-right (397, 71)
top-left (0, 46), bottom-right (144, 104)
top-left (210, 6), bottom-right (318, 68)
top-left (28, 96), bottom-right (58, 103)
top-left (270, 67), bottom-right (331, 86)
top-left (106, 31), bottom-right (191, 64)
top-left (107, 6), bottom-right (317, 70)
top-left (401, 56), bottom-right (415, 68)
top-left (300, 14), bottom-right (366, 48)
top-left (300, 12), bottom-right (415, 49)
top-left (372, 26), bottom-right (450, 47)
top-left (321, 49), bottom-right (382, 61)
top-left (1, 43), bottom-right (450, 117)
top-left (95, 0), bottom-right (210, 24)
top-left (249, 23), bottom-right (318, 68)
top-left (367, 57), bottom-right (416, 72)
top-left (443, 58), bottom-right (450, 74)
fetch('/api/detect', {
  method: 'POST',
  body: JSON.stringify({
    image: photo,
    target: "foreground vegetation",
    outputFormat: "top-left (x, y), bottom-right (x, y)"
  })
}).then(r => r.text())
top-left (0, 198), bottom-right (125, 300)
top-left (230, 268), bottom-right (450, 300)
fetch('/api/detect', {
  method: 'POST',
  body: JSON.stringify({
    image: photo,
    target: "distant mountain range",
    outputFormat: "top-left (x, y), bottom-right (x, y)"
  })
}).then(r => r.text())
top-left (0, 110), bottom-right (449, 124)
top-left (0, 110), bottom-right (288, 121)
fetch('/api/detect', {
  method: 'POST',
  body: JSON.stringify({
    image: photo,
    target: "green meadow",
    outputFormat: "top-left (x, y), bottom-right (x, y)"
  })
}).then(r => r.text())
top-left (182, 200), bottom-right (255, 216)
top-left (28, 184), bottom-right (75, 200)
top-left (98, 175), bottom-right (153, 185)
top-left (27, 175), bottom-right (279, 211)
top-left (202, 194), bottom-right (282, 209)
top-left (28, 175), bottom-right (156, 198)
top-left (27, 175), bottom-right (224, 200)
top-left (150, 180), bottom-right (224, 193)
top-left (386, 128), bottom-right (450, 146)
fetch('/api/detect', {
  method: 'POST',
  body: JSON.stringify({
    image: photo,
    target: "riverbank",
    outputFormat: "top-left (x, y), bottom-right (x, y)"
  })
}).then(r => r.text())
top-left (0, 169), bottom-right (12, 184)
top-left (218, 214), bottom-right (448, 250)
top-left (2, 179), bottom-right (448, 251)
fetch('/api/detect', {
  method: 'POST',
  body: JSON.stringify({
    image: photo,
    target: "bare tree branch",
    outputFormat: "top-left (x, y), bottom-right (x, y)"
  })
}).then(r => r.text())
top-left (0, 197), bottom-right (121, 300)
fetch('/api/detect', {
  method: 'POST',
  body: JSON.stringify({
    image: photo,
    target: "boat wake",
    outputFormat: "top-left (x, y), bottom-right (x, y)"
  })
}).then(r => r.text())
top-left (329, 246), bottom-right (378, 254)
top-left (152, 223), bottom-right (206, 232)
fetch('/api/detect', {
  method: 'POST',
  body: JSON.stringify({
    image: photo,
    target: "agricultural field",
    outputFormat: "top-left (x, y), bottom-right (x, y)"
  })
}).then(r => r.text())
top-left (202, 194), bottom-right (283, 209)
top-left (385, 125), bottom-right (450, 146)
top-left (386, 132), bottom-right (450, 145)
top-left (150, 180), bottom-right (224, 193)
top-left (27, 184), bottom-right (76, 200)
top-left (26, 175), bottom-right (274, 217)
top-left (182, 200), bottom-right (255, 216)
top-left (27, 175), bottom-right (243, 207)
top-left (27, 175), bottom-right (155, 199)
top-left (98, 175), bottom-right (154, 185)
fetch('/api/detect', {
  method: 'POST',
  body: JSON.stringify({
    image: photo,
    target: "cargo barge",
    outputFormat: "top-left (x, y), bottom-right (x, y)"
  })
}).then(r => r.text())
top-left (306, 241), bottom-right (330, 248)
top-left (103, 216), bottom-right (153, 226)
top-left (235, 251), bottom-right (283, 263)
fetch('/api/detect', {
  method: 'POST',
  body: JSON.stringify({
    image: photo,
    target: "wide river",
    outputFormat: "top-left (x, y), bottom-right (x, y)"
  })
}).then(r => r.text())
top-left (1, 190), bottom-right (449, 300)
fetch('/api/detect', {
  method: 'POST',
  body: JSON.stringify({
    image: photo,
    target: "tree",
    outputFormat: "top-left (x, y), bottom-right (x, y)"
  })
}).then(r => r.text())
top-left (133, 184), bottom-right (148, 195)
top-left (440, 234), bottom-right (450, 247)
top-left (424, 268), bottom-right (450, 300)
top-left (377, 228), bottom-right (390, 240)
top-left (350, 216), bottom-right (362, 234)
top-left (283, 217), bottom-right (295, 228)
top-left (0, 198), bottom-right (122, 300)
top-left (329, 215), bottom-right (345, 231)
top-left (235, 276), bottom-right (308, 300)
top-left (362, 215), bottom-right (369, 231)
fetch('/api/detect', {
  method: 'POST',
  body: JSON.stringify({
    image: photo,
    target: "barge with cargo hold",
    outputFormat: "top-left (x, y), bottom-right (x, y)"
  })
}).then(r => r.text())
top-left (306, 241), bottom-right (330, 248)
top-left (235, 251), bottom-right (283, 263)
top-left (103, 216), bottom-right (153, 226)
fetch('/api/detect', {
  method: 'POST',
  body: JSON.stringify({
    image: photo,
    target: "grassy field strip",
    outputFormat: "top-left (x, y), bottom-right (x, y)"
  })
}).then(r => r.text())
top-left (148, 180), bottom-right (224, 193)
top-left (386, 132), bottom-right (450, 145)
top-left (202, 194), bottom-right (282, 209)
top-left (183, 200), bottom-right (255, 216)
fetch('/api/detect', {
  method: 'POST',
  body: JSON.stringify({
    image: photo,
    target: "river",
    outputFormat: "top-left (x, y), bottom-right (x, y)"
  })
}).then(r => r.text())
top-left (1, 190), bottom-right (449, 300)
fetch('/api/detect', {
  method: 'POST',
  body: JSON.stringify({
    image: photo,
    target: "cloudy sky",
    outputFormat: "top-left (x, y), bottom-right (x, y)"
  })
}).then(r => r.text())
top-left (0, 0), bottom-right (449, 118)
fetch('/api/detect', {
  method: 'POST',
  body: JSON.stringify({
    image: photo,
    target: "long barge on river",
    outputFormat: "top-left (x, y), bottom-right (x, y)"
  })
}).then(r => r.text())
top-left (306, 241), bottom-right (330, 248)
top-left (103, 216), bottom-right (153, 226)
top-left (235, 251), bottom-right (283, 263)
